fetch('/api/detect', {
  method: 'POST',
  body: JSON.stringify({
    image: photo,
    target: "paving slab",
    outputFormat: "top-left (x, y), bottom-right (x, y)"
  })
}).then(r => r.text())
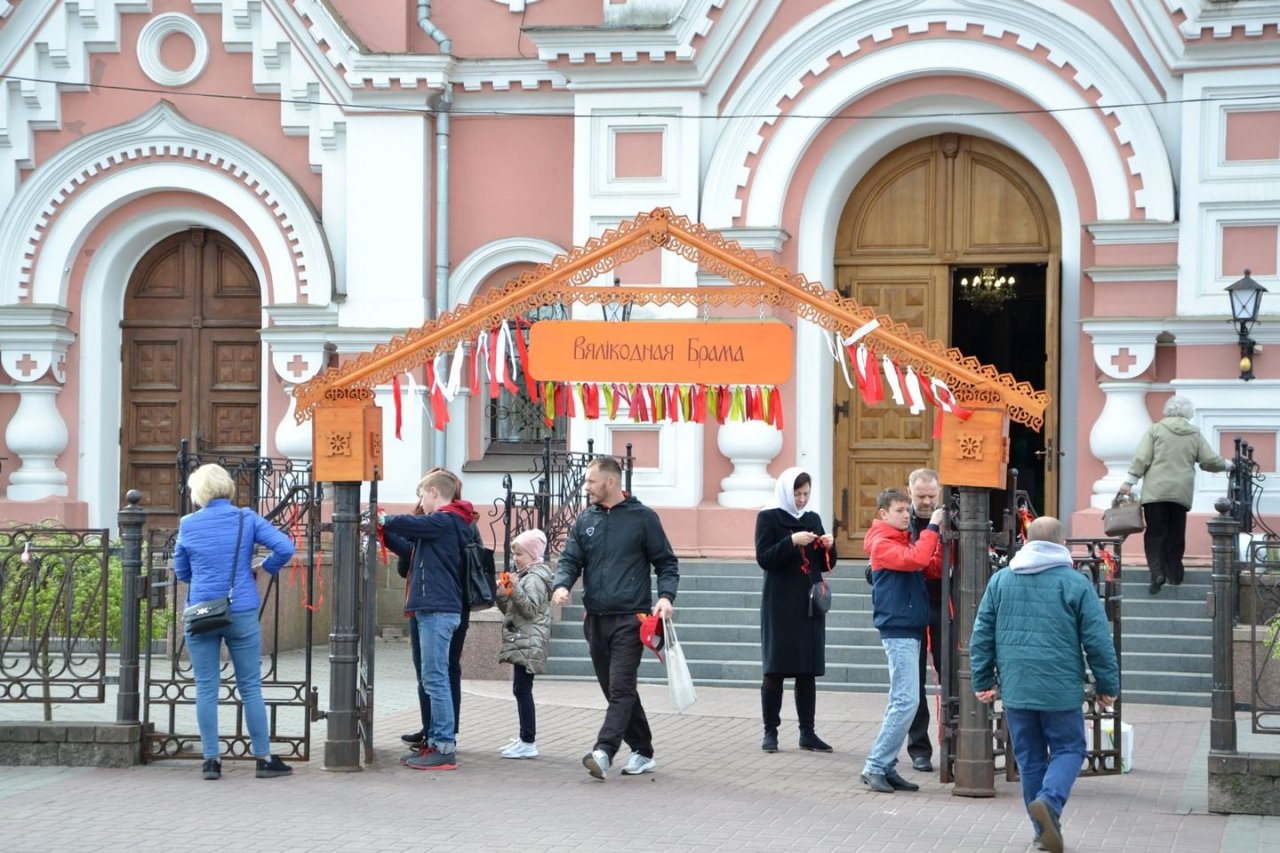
top-left (2, 639), bottom-right (1278, 852)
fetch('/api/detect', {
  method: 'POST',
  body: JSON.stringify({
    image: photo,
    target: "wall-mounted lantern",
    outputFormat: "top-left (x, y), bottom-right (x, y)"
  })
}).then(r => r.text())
top-left (1226, 269), bottom-right (1267, 381)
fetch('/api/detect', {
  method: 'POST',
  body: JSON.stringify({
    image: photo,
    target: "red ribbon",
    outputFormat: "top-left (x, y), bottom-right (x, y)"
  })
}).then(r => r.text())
top-left (391, 374), bottom-right (403, 440)
top-left (514, 318), bottom-right (539, 402)
top-left (770, 386), bottom-right (784, 430)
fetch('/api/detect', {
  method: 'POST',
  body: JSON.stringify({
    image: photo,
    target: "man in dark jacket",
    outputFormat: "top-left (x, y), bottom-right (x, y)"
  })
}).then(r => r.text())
top-left (381, 469), bottom-right (474, 771)
top-left (971, 517), bottom-right (1119, 853)
top-left (905, 468), bottom-right (944, 773)
top-left (552, 456), bottom-right (679, 781)
top-left (861, 487), bottom-right (944, 794)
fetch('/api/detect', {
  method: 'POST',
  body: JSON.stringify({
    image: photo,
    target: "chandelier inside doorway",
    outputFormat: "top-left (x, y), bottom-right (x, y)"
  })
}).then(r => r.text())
top-left (958, 267), bottom-right (1017, 312)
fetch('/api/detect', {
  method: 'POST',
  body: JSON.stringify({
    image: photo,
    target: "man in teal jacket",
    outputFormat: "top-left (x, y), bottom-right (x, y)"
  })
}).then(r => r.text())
top-left (971, 517), bottom-right (1119, 853)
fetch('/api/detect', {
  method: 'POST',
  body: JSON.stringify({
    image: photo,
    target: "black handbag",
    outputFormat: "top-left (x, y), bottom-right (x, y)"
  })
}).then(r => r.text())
top-left (1103, 492), bottom-right (1145, 538)
top-left (183, 510), bottom-right (246, 635)
top-left (461, 526), bottom-right (497, 611)
top-left (808, 578), bottom-right (832, 616)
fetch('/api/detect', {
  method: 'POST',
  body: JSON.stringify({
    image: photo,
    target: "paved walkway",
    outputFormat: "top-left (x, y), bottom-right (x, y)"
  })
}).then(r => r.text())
top-left (3, 640), bottom-right (1278, 853)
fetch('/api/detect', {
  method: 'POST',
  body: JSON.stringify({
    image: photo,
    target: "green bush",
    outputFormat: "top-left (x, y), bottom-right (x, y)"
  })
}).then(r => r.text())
top-left (0, 525), bottom-right (170, 648)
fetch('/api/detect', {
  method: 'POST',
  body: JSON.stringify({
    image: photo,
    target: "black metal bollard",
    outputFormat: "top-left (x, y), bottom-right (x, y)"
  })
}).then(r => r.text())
top-left (324, 482), bottom-right (363, 771)
top-left (1208, 496), bottom-right (1238, 753)
top-left (115, 490), bottom-right (146, 724)
top-left (953, 485), bottom-right (996, 797)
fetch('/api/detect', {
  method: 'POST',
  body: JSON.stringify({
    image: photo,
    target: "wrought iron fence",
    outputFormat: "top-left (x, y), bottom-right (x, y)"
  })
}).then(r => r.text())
top-left (0, 528), bottom-right (111, 705)
top-left (1230, 437), bottom-right (1275, 625)
top-left (1243, 537), bottom-right (1280, 734)
top-left (142, 449), bottom-right (322, 762)
top-left (491, 436), bottom-right (634, 570)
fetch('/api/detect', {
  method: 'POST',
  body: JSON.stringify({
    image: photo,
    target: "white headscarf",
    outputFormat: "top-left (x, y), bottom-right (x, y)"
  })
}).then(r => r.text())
top-left (772, 467), bottom-right (809, 520)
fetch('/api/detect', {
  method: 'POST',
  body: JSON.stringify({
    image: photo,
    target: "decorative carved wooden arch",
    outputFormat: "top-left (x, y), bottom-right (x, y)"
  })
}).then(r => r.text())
top-left (293, 208), bottom-right (1049, 429)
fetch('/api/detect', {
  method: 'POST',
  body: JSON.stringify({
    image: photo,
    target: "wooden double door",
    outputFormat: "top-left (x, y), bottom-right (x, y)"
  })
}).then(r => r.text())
top-left (833, 134), bottom-right (1061, 552)
top-left (120, 229), bottom-right (262, 528)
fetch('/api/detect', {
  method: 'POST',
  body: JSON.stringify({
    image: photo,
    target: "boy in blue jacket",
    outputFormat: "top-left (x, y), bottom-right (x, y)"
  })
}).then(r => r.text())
top-left (381, 469), bottom-right (476, 771)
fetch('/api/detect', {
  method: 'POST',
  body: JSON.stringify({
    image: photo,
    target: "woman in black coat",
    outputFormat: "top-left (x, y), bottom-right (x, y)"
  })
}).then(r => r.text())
top-left (755, 467), bottom-right (836, 753)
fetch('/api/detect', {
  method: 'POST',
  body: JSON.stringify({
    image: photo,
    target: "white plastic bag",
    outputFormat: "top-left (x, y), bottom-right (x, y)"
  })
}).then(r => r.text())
top-left (663, 616), bottom-right (697, 713)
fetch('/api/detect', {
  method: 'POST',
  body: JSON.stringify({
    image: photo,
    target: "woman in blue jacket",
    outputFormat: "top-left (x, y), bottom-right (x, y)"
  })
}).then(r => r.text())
top-left (174, 464), bottom-right (296, 781)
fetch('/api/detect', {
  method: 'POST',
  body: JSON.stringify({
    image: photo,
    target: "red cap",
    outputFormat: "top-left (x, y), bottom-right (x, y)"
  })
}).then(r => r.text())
top-left (637, 612), bottom-right (664, 663)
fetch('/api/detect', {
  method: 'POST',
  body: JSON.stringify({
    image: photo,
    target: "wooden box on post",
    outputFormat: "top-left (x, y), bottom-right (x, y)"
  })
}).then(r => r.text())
top-left (312, 392), bottom-right (384, 482)
top-left (938, 406), bottom-right (1010, 489)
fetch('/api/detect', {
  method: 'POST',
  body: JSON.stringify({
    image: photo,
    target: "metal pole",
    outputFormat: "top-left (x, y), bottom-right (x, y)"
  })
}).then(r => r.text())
top-left (324, 481), bottom-right (362, 771)
top-left (115, 489), bottom-right (146, 724)
top-left (1208, 496), bottom-right (1239, 754)
top-left (953, 485), bottom-right (995, 797)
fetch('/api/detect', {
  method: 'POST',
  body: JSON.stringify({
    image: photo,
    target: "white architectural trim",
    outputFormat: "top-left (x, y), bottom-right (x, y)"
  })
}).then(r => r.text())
top-left (526, 0), bottom-right (724, 63)
top-left (449, 237), bottom-right (568, 308)
top-left (77, 207), bottom-right (274, 529)
top-left (704, 1), bottom-right (1173, 225)
top-left (136, 13), bottom-right (210, 88)
top-left (790, 105), bottom-right (1084, 526)
top-left (0, 103), bottom-right (332, 306)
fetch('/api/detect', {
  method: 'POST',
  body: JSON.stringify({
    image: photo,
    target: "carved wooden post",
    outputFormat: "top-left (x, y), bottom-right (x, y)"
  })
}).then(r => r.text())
top-left (313, 392), bottom-right (383, 771)
top-left (940, 406), bottom-right (1007, 797)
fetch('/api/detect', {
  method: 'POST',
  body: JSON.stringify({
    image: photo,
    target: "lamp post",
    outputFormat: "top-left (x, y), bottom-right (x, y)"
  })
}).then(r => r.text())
top-left (1226, 270), bottom-right (1267, 381)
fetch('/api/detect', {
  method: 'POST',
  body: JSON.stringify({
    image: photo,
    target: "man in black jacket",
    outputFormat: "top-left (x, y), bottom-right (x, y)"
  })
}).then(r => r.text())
top-left (552, 455), bottom-right (679, 781)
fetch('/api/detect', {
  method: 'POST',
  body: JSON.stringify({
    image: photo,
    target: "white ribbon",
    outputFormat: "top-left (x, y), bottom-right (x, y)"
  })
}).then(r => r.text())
top-left (855, 344), bottom-right (873, 386)
top-left (842, 319), bottom-right (880, 348)
top-left (473, 330), bottom-right (491, 389)
top-left (881, 355), bottom-right (905, 405)
top-left (930, 377), bottom-right (961, 413)
top-left (830, 331), bottom-right (854, 389)
top-left (445, 342), bottom-right (465, 400)
top-left (903, 366), bottom-right (927, 415)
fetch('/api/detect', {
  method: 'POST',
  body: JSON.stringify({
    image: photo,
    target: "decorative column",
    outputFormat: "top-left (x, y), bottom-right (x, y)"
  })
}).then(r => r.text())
top-left (263, 304), bottom-right (340, 461)
top-left (716, 420), bottom-right (784, 507)
top-left (0, 305), bottom-right (75, 501)
top-left (1084, 322), bottom-right (1160, 509)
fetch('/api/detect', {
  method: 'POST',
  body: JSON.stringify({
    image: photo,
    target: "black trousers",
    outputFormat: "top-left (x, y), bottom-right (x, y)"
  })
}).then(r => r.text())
top-left (584, 613), bottom-right (653, 760)
top-left (1143, 501), bottom-right (1189, 585)
top-left (410, 607), bottom-right (470, 735)
top-left (907, 583), bottom-right (944, 761)
top-left (513, 665), bottom-right (536, 743)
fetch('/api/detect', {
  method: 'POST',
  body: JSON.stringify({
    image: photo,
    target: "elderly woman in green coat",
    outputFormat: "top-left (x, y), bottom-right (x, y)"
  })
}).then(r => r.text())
top-left (1120, 395), bottom-right (1232, 594)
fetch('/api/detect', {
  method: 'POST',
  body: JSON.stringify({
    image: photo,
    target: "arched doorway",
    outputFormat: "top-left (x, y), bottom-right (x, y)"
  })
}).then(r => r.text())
top-left (833, 133), bottom-right (1061, 550)
top-left (120, 228), bottom-right (263, 527)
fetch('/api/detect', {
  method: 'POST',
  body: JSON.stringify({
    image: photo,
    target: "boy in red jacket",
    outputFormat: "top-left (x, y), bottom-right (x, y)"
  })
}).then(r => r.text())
top-left (861, 488), bottom-right (946, 793)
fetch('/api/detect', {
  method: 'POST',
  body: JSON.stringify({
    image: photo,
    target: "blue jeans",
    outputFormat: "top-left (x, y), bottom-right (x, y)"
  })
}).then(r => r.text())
top-left (1005, 707), bottom-right (1086, 828)
top-left (416, 611), bottom-right (461, 754)
top-left (186, 608), bottom-right (270, 760)
top-left (864, 637), bottom-right (920, 775)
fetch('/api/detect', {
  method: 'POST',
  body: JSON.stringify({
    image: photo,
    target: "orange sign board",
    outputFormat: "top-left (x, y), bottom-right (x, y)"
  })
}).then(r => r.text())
top-left (528, 320), bottom-right (794, 385)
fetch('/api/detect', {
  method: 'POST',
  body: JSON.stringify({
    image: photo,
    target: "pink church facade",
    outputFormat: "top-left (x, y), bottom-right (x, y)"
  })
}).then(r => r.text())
top-left (0, 0), bottom-right (1276, 560)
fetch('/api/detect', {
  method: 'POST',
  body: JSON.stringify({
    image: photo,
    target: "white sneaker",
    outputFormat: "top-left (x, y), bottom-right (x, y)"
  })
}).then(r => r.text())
top-left (620, 752), bottom-right (656, 775)
top-left (496, 737), bottom-right (521, 755)
top-left (501, 740), bottom-right (539, 759)
top-left (583, 748), bottom-right (610, 780)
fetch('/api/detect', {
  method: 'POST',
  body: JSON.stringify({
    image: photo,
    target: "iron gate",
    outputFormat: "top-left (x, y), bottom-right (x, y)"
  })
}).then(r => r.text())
top-left (937, 483), bottom-right (1124, 782)
top-left (141, 451), bottom-right (322, 762)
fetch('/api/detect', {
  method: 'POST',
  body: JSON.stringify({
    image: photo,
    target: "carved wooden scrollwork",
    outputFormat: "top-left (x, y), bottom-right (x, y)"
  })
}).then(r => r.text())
top-left (293, 208), bottom-right (1049, 430)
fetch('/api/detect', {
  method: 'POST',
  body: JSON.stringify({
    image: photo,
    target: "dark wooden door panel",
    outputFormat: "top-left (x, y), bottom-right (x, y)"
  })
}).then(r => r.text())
top-left (121, 230), bottom-right (261, 528)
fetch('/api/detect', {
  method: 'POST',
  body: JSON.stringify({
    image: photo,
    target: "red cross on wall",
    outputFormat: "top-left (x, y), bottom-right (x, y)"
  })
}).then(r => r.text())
top-left (15, 353), bottom-right (38, 377)
top-left (1110, 347), bottom-right (1137, 373)
top-left (286, 355), bottom-right (310, 379)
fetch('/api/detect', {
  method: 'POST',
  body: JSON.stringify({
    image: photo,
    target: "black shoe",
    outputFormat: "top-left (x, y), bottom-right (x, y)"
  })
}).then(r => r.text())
top-left (255, 755), bottom-right (293, 778)
top-left (884, 769), bottom-right (920, 791)
top-left (761, 730), bottom-right (779, 753)
top-left (201, 759), bottom-right (221, 781)
top-left (911, 756), bottom-right (933, 772)
top-left (798, 731), bottom-right (833, 752)
top-left (1148, 575), bottom-right (1165, 595)
top-left (860, 772), bottom-right (894, 793)
top-left (401, 730), bottom-right (427, 747)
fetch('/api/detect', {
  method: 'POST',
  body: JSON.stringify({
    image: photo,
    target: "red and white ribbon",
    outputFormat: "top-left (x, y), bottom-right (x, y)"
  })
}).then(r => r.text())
top-left (903, 366), bottom-right (927, 415)
top-left (881, 355), bottom-right (905, 405)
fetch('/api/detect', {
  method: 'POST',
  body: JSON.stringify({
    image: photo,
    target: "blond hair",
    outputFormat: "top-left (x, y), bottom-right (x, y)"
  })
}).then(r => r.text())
top-left (416, 469), bottom-right (458, 502)
top-left (188, 464), bottom-right (236, 508)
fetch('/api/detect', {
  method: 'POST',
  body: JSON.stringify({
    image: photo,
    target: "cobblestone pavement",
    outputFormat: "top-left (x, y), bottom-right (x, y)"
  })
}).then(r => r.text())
top-left (3, 640), bottom-right (1278, 853)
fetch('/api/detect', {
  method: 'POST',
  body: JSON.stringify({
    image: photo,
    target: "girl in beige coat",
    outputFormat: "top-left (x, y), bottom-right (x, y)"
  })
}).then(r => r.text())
top-left (496, 528), bottom-right (554, 759)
